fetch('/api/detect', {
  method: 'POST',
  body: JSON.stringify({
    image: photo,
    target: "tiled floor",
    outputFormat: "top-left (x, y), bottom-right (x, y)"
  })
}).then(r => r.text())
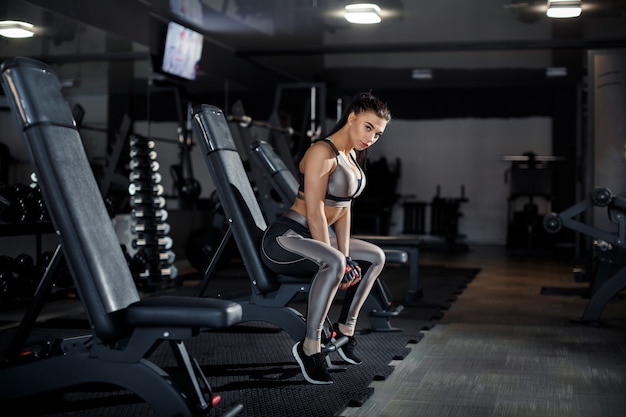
top-left (340, 245), bottom-right (626, 417)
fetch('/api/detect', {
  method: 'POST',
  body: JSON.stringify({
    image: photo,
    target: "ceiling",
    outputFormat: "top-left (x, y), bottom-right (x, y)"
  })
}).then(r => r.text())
top-left (1, 0), bottom-right (626, 118)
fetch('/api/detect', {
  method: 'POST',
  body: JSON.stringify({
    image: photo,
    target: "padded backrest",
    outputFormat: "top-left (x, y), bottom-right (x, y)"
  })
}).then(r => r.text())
top-left (1, 57), bottom-right (140, 342)
top-left (250, 140), bottom-right (299, 205)
top-left (228, 102), bottom-right (290, 223)
top-left (192, 104), bottom-right (280, 294)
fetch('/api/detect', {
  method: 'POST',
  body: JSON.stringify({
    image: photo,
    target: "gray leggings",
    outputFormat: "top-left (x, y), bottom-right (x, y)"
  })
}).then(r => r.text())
top-left (261, 210), bottom-right (385, 341)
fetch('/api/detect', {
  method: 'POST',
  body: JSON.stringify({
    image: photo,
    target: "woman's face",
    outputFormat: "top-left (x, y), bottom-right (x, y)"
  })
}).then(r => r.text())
top-left (348, 110), bottom-right (387, 151)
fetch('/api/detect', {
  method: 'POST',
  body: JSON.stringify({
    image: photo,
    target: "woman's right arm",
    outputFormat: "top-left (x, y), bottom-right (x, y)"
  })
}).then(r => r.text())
top-left (301, 144), bottom-right (335, 245)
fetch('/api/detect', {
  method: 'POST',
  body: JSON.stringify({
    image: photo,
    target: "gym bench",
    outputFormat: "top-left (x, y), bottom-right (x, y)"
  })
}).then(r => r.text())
top-left (0, 57), bottom-right (243, 417)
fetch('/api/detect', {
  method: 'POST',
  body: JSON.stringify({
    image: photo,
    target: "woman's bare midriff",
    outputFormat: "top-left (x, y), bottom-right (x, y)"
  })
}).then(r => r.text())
top-left (291, 196), bottom-right (348, 227)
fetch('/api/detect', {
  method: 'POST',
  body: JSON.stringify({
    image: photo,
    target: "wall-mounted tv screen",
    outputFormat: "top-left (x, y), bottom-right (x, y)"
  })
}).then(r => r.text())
top-left (161, 21), bottom-right (204, 81)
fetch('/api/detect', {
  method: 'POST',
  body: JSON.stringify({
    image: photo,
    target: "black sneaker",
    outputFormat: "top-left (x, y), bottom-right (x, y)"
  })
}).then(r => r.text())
top-left (333, 324), bottom-right (362, 365)
top-left (292, 341), bottom-right (333, 384)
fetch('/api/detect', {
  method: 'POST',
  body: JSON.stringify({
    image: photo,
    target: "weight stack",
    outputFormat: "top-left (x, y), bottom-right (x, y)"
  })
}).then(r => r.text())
top-left (128, 135), bottom-right (177, 291)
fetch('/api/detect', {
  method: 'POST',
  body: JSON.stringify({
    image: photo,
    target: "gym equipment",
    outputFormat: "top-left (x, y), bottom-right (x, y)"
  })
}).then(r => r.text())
top-left (0, 181), bottom-right (48, 223)
top-left (97, 112), bottom-right (133, 198)
top-left (503, 151), bottom-right (561, 252)
top-left (0, 56), bottom-right (243, 417)
top-left (352, 156), bottom-right (401, 236)
top-left (0, 253), bottom-right (38, 301)
top-left (143, 86), bottom-right (202, 209)
top-left (402, 201), bottom-right (428, 235)
top-left (272, 82), bottom-right (326, 164)
top-left (182, 187), bottom-right (238, 274)
top-left (429, 185), bottom-right (469, 251)
top-left (542, 186), bottom-right (626, 323)
top-left (227, 106), bottom-right (299, 184)
top-left (191, 104), bottom-right (367, 365)
top-left (228, 100), bottom-right (298, 223)
top-left (185, 225), bottom-right (235, 273)
top-left (171, 104), bottom-right (202, 209)
top-left (228, 113), bottom-right (295, 136)
top-left (128, 134), bottom-right (178, 291)
top-left (0, 142), bottom-right (10, 185)
top-left (75, 104), bottom-right (137, 227)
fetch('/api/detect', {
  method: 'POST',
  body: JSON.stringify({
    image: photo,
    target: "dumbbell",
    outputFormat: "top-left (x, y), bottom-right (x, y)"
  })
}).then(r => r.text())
top-left (132, 208), bottom-right (168, 221)
top-left (130, 171), bottom-right (162, 184)
top-left (160, 264), bottom-right (178, 279)
top-left (131, 221), bottom-right (171, 235)
top-left (159, 250), bottom-right (176, 264)
top-left (132, 236), bottom-right (173, 250)
top-left (130, 195), bottom-right (166, 208)
top-left (128, 183), bottom-right (164, 196)
top-left (130, 249), bottom-right (149, 275)
top-left (129, 159), bottom-right (159, 172)
top-left (129, 148), bottom-right (157, 160)
top-left (0, 183), bottom-right (31, 222)
top-left (9, 253), bottom-right (37, 298)
top-left (130, 137), bottom-right (155, 149)
top-left (0, 255), bottom-right (14, 298)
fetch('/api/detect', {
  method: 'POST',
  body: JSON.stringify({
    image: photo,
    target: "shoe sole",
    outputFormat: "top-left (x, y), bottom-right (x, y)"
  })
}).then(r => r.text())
top-left (292, 342), bottom-right (333, 385)
top-left (337, 347), bottom-right (362, 365)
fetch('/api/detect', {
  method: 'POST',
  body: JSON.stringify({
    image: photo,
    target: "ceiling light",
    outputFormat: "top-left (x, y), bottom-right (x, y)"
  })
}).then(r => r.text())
top-left (345, 3), bottom-right (382, 25)
top-left (546, 67), bottom-right (567, 77)
top-left (0, 20), bottom-right (35, 38)
top-left (411, 69), bottom-right (432, 80)
top-left (546, 0), bottom-right (582, 18)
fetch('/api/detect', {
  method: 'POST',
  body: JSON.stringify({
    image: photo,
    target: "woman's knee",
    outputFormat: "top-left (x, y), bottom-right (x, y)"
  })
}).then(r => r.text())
top-left (372, 245), bottom-right (385, 266)
top-left (362, 244), bottom-right (386, 268)
top-left (317, 250), bottom-right (345, 281)
top-left (350, 239), bottom-right (385, 266)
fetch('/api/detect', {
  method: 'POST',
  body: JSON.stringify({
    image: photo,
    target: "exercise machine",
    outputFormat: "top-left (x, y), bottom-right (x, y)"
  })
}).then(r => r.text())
top-left (504, 152), bottom-right (560, 252)
top-left (543, 186), bottom-right (626, 323)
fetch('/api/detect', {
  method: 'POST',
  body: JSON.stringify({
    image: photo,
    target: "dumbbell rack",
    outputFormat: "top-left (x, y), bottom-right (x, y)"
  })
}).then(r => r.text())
top-left (128, 135), bottom-right (177, 291)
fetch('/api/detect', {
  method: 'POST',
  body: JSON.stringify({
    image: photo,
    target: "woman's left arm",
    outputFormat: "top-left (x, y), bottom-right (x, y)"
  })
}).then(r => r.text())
top-left (334, 207), bottom-right (362, 288)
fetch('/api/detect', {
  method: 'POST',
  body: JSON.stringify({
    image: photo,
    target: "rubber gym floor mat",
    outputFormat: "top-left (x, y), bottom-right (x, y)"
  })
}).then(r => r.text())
top-left (0, 265), bottom-right (480, 416)
top-left (0, 323), bottom-right (419, 417)
top-left (187, 324), bottom-right (421, 417)
top-left (382, 264), bottom-right (480, 326)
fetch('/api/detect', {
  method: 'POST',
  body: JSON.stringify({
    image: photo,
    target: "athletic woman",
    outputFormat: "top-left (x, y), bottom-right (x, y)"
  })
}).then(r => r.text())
top-left (260, 92), bottom-right (392, 384)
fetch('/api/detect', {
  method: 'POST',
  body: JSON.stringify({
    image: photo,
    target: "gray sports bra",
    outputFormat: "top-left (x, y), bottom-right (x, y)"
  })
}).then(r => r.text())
top-left (298, 138), bottom-right (366, 207)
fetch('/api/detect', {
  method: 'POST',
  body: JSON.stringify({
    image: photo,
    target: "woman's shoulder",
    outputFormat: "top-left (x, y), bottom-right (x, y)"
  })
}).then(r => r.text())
top-left (308, 139), bottom-right (337, 157)
top-left (312, 138), bottom-right (341, 155)
top-left (301, 140), bottom-right (338, 172)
